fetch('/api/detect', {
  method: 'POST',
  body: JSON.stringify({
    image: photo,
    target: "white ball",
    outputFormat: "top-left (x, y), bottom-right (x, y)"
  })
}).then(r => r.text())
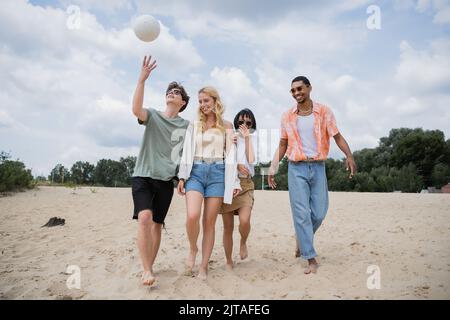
top-left (133, 15), bottom-right (160, 42)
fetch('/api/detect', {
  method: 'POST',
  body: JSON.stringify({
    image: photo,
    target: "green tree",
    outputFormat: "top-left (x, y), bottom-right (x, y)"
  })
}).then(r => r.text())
top-left (273, 157), bottom-right (289, 190)
top-left (377, 175), bottom-right (395, 192)
top-left (0, 151), bottom-right (34, 192)
top-left (443, 139), bottom-right (450, 165)
top-left (326, 158), bottom-right (354, 191)
top-left (35, 176), bottom-right (47, 182)
top-left (352, 172), bottom-right (370, 192)
top-left (431, 163), bottom-right (450, 189)
top-left (94, 159), bottom-right (128, 187)
top-left (353, 148), bottom-right (377, 173)
top-left (70, 161), bottom-right (95, 185)
top-left (368, 166), bottom-right (392, 192)
top-left (0, 151), bottom-right (9, 162)
top-left (120, 156), bottom-right (136, 185)
top-left (49, 164), bottom-right (70, 184)
top-left (252, 164), bottom-right (262, 190)
top-left (328, 169), bottom-right (353, 191)
top-left (385, 128), bottom-right (445, 187)
top-left (325, 158), bottom-right (343, 178)
top-left (390, 163), bottom-right (423, 193)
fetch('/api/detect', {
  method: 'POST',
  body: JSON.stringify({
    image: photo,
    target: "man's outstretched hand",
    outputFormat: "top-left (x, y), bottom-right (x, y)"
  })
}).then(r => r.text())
top-left (138, 55), bottom-right (157, 83)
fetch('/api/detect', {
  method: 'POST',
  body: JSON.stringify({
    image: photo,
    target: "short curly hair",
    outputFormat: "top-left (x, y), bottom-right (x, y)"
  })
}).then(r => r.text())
top-left (291, 76), bottom-right (311, 87)
top-left (166, 81), bottom-right (190, 112)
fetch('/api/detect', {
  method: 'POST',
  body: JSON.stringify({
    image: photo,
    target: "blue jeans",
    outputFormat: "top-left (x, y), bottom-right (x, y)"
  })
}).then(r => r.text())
top-left (288, 161), bottom-right (329, 260)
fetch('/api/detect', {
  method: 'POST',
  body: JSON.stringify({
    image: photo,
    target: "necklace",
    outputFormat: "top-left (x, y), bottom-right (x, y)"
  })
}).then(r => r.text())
top-left (297, 104), bottom-right (313, 116)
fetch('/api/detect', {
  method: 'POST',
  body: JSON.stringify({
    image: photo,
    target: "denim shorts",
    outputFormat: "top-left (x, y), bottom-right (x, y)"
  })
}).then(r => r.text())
top-left (185, 161), bottom-right (225, 197)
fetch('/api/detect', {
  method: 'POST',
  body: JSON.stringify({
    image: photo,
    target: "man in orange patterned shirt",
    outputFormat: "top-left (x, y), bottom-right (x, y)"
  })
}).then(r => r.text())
top-left (268, 76), bottom-right (356, 274)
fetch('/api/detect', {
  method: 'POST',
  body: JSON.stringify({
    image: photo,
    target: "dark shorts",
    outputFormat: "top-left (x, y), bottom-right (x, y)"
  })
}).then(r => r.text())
top-left (131, 177), bottom-right (174, 224)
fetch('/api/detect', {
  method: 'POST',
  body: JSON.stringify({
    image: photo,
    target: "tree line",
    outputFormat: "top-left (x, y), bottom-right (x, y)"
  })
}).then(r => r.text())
top-left (46, 156), bottom-right (136, 187)
top-left (1, 128), bottom-right (449, 193)
top-left (254, 128), bottom-right (450, 192)
top-left (0, 151), bottom-right (34, 192)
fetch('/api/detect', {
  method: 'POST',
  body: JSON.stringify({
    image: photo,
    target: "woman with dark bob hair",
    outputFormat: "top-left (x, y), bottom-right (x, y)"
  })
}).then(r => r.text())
top-left (220, 108), bottom-right (257, 270)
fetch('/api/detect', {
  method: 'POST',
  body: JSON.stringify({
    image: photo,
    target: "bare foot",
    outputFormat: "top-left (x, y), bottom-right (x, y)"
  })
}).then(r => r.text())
top-left (183, 265), bottom-right (194, 277)
top-left (304, 259), bottom-right (319, 274)
top-left (197, 267), bottom-right (207, 280)
top-left (240, 243), bottom-right (248, 260)
top-left (185, 248), bottom-right (198, 272)
top-left (141, 270), bottom-right (156, 286)
top-left (225, 261), bottom-right (234, 271)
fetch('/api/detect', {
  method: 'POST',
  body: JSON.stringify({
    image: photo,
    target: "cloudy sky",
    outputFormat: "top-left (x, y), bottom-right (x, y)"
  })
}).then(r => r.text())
top-left (1, 0), bottom-right (449, 177)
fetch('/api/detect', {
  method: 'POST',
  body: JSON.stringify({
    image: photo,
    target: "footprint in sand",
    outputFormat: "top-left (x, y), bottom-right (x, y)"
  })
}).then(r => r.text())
top-left (105, 263), bottom-right (117, 273)
top-left (413, 285), bottom-right (430, 297)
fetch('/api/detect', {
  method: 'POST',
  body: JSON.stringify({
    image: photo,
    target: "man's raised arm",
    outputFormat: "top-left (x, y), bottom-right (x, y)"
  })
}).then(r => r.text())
top-left (132, 55), bottom-right (157, 123)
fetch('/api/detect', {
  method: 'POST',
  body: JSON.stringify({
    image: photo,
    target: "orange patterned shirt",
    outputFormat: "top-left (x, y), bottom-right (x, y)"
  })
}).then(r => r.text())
top-left (280, 101), bottom-right (339, 161)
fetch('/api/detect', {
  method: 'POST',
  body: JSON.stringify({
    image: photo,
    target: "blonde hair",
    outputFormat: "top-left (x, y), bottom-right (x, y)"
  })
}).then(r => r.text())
top-left (197, 86), bottom-right (225, 132)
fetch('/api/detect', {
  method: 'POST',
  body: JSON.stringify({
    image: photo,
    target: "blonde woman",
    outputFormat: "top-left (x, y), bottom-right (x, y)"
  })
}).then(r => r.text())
top-left (177, 87), bottom-right (241, 280)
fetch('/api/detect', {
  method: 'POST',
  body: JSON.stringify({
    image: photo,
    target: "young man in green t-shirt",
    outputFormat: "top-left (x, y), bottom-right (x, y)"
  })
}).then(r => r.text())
top-left (131, 56), bottom-right (190, 286)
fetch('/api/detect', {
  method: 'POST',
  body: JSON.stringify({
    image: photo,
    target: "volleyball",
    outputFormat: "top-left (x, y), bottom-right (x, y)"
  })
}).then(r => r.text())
top-left (133, 15), bottom-right (160, 42)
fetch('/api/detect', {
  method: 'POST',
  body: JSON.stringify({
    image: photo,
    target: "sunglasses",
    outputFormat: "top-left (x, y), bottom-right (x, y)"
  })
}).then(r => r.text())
top-left (290, 87), bottom-right (303, 94)
top-left (238, 120), bottom-right (252, 127)
top-left (166, 89), bottom-right (182, 96)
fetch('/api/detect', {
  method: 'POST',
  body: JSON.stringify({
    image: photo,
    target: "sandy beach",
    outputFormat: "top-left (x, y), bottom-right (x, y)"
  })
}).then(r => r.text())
top-left (0, 186), bottom-right (449, 299)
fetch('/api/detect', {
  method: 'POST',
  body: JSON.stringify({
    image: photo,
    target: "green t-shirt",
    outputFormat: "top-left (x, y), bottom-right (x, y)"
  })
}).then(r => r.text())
top-left (133, 108), bottom-right (189, 181)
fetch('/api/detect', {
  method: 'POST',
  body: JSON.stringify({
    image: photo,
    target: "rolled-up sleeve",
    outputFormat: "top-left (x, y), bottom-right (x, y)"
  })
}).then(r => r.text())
top-left (137, 108), bottom-right (151, 126)
top-left (325, 108), bottom-right (339, 137)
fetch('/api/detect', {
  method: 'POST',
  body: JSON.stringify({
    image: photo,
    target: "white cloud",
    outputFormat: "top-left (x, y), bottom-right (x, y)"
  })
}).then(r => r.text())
top-left (416, 0), bottom-right (432, 12)
top-left (396, 39), bottom-right (450, 93)
top-left (328, 75), bottom-right (356, 93)
top-left (0, 0), bottom-right (204, 175)
top-left (395, 97), bottom-right (426, 115)
top-left (0, 109), bottom-right (15, 128)
top-left (394, 0), bottom-right (417, 10)
top-left (210, 67), bottom-right (257, 100)
top-left (78, 95), bottom-right (142, 148)
top-left (208, 66), bottom-right (264, 130)
top-left (136, 0), bottom-right (370, 66)
top-left (411, 0), bottom-right (450, 24)
top-left (433, 5), bottom-right (450, 23)
top-left (0, 0), bottom-right (203, 70)
top-left (1, 0), bottom-right (449, 176)
top-left (135, 0), bottom-right (372, 22)
top-left (208, 65), bottom-right (287, 126)
top-left (58, 0), bottom-right (133, 14)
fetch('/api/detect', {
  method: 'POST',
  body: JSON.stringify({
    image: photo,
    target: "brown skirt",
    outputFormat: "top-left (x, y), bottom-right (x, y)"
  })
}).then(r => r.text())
top-left (220, 177), bottom-right (254, 215)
